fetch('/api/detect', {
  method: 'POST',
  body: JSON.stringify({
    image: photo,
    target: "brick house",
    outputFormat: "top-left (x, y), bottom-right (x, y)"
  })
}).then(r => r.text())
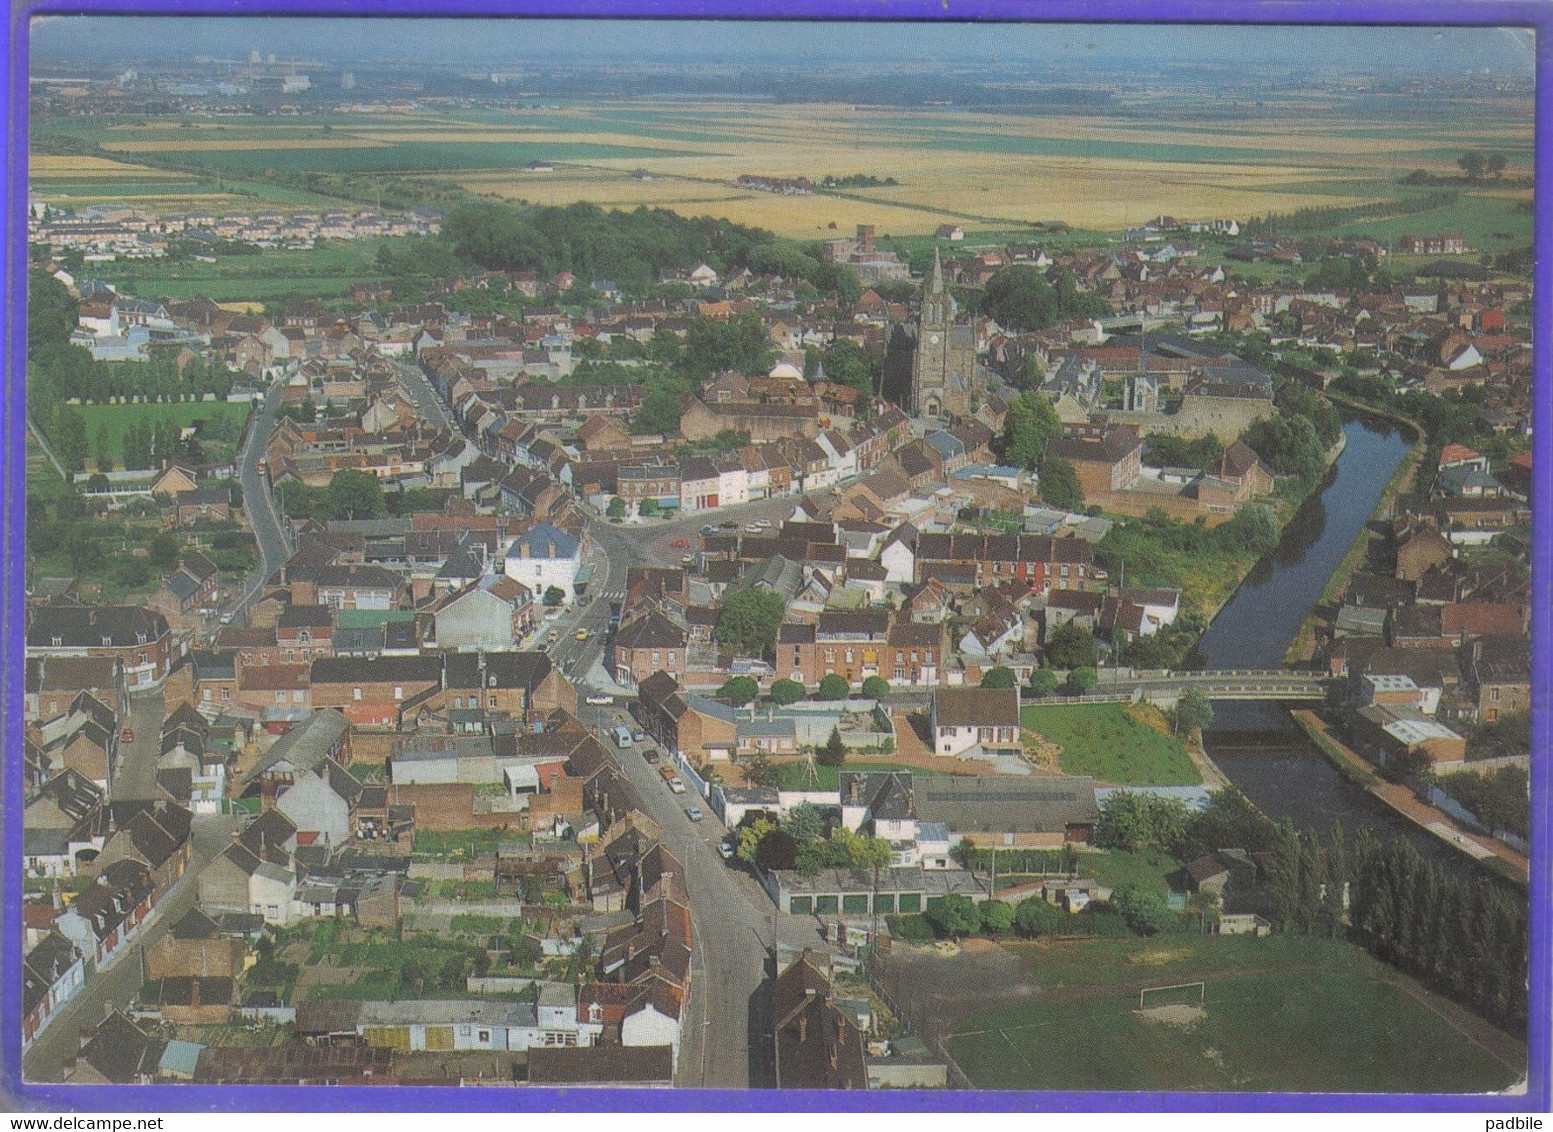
top-left (27, 605), bottom-right (177, 690)
top-left (1046, 422), bottom-right (1143, 497)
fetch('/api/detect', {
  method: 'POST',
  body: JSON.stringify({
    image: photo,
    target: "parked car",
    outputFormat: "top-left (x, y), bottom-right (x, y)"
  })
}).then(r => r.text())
top-left (670, 538), bottom-right (690, 549)
top-left (119, 727), bottom-right (135, 743)
top-left (643, 748), bottom-right (660, 764)
top-left (718, 840), bottom-right (735, 860)
top-left (745, 524), bottom-right (762, 533)
top-left (585, 694), bottom-right (613, 706)
top-left (575, 627), bottom-right (590, 641)
top-left (681, 555), bottom-right (695, 566)
top-left (684, 804), bottom-right (704, 822)
top-left (631, 728), bottom-right (645, 742)
top-left (719, 521), bottom-right (737, 529)
top-left (700, 525), bottom-right (717, 535)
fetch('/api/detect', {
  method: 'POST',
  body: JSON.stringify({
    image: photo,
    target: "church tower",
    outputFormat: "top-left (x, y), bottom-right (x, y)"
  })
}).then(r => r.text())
top-left (910, 248), bottom-right (979, 419)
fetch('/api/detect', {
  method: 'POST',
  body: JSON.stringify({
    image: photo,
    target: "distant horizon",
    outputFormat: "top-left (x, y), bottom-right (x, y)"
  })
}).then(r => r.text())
top-left (29, 17), bottom-right (1537, 77)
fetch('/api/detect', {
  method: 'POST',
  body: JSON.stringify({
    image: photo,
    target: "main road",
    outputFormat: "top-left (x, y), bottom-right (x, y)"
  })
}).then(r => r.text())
top-left (232, 377), bottom-right (294, 620)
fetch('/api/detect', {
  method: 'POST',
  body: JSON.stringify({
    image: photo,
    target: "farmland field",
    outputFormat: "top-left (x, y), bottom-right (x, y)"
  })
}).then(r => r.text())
top-left (91, 239), bottom-right (392, 302)
top-left (35, 99), bottom-right (1534, 238)
top-left (897, 936), bottom-right (1526, 1093)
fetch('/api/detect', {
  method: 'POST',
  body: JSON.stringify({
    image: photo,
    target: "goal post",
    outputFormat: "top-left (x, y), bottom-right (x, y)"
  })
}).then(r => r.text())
top-left (1138, 981), bottom-right (1206, 1011)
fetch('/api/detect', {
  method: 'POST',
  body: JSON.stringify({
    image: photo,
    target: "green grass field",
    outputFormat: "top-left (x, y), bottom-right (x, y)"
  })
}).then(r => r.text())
top-left (1327, 192), bottom-right (1531, 251)
top-left (96, 239), bottom-right (390, 303)
top-left (26, 428), bottom-right (68, 501)
top-left (1021, 703), bottom-right (1200, 786)
top-left (947, 936), bottom-right (1523, 1092)
top-left (70, 400), bottom-right (250, 458)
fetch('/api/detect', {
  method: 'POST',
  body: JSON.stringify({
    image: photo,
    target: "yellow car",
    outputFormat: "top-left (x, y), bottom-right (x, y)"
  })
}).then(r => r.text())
top-left (575, 628), bottom-right (591, 641)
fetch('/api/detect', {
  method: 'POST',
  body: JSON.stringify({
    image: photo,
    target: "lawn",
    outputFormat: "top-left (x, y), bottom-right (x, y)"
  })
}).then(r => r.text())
top-left (26, 428), bottom-right (68, 502)
top-left (947, 935), bottom-right (1524, 1093)
top-left (1076, 848), bottom-right (1183, 896)
top-left (1021, 703), bottom-right (1200, 786)
top-left (70, 400), bottom-right (250, 461)
top-left (411, 827), bottom-right (526, 857)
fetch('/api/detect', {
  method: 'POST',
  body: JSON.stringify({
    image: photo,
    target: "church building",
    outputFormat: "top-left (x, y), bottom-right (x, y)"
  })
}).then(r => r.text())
top-left (908, 250), bottom-right (981, 420)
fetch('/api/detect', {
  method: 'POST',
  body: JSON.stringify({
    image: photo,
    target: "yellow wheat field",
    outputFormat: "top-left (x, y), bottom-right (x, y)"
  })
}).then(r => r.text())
top-left (30, 154), bottom-right (194, 177)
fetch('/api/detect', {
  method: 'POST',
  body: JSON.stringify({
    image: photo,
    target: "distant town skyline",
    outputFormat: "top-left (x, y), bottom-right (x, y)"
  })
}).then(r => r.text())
top-left (30, 16), bottom-right (1536, 77)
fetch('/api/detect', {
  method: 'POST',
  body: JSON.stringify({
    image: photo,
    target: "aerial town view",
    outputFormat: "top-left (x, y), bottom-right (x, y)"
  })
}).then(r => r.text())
top-left (14, 17), bottom-right (1538, 1098)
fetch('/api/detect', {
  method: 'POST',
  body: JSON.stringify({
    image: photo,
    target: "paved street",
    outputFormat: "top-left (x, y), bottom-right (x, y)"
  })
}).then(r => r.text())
top-left (233, 378), bottom-right (293, 618)
top-left (108, 689), bottom-right (173, 804)
top-left (21, 813), bottom-right (241, 1083)
top-left (580, 701), bottom-right (826, 1088)
top-left (393, 358), bottom-right (453, 429)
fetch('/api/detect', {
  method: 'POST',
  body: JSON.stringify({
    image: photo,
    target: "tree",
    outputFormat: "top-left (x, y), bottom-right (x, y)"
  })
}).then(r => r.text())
top-left (768, 678), bottom-right (806, 705)
top-left (1111, 883), bottom-right (1178, 936)
top-left (816, 673), bottom-right (850, 701)
top-left (1066, 666), bottom-right (1098, 694)
top-left (1037, 454), bottom-right (1084, 511)
top-left (861, 675), bottom-right (891, 700)
top-left (1095, 791), bottom-right (1191, 855)
top-left (1001, 391), bottom-right (1060, 470)
top-left (148, 531), bottom-right (181, 572)
top-left (632, 384), bottom-right (684, 437)
top-left (1014, 897), bottom-right (1066, 939)
top-left (51, 405), bottom-right (88, 473)
top-left (817, 725), bottom-right (847, 767)
top-left (755, 827), bottom-right (800, 872)
top-left (782, 802), bottom-right (825, 845)
top-left (718, 675), bottom-right (759, 706)
top-left (543, 586), bottom-right (565, 607)
top-left (93, 422), bottom-right (113, 472)
top-left (715, 588), bottom-right (786, 658)
top-left (736, 817), bottom-right (776, 865)
top-left (637, 497), bottom-right (660, 517)
top-left (980, 666), bottom-right (1016, 689)
top-left (925, 894), bottom-right (981, 940)
top-left (605, 496), bottom-right (627, 518)
top-left (1027, 668), bottom-right (1060, 697)
top-left (978, 899), bottom-right (1015, 936)
top-left (1173, 687), bottom-right (1214, 736)
top-left (326, 468), bottom-right (387, 520)
top-left (1457, 151), bottom-right (1488, 183)
top-left (1044, 622), bottom-right (1099, 670)
top-left (1185, 889), bottom-right (1222, 935)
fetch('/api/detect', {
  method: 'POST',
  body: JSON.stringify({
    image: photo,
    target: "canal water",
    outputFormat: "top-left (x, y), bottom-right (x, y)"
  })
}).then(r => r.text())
top-left (1188, 413), bottom-right (1449, 856)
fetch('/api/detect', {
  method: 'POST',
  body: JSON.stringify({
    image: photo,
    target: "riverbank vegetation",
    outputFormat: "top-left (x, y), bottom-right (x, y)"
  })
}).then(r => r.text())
top-left (1021, 702), bottom-right (1200, 786)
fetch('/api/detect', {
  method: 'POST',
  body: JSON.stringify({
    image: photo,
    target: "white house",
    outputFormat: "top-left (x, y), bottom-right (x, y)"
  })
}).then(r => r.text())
top-left (621, 990), bottom-right (681, 1072)
top-left (929, 686), bottom-right (1021, 758)
top-left (503, 522), bottom-right (583, 603)
top-left (879, 527), bottom-right (917, 585)
top-left (688, 263), bottom-right (719, 288)
top-left (273, 762), bottom-right (355, 849)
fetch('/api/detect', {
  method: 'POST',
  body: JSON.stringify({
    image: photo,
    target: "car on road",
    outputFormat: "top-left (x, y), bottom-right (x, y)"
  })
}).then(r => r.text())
top-left (575, 628), bottom-right (591, 641)
top-left (643, 748), bottom-right (659, 764)
top-left (670, 538), bottom-right (690, 549)
top-left (631, 728), bottom-right (645, 742)
top-left (547, 629), bottom-right (559, 644)
top-left (719, 521), bottom-right (737, 529)
top-left (745, 523), bottom-right (762, 533)
top-left (585, 694), bottom-right (613, 706)
top-left (681, 555), bottom-right (695, 566)
top-left (120, 727), bottom-right (135, 742)
top-left (684, 804), bottom-right (704, 822)
top-left (700, 525), bottom-right (717, 535)
top-left (752, 518), bottom-right (772, 529)
top-left (718, 840), bottom-right (735, 860)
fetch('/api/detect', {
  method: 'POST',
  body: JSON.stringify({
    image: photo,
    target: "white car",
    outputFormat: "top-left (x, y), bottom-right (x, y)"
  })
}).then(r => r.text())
top-left (584, 694), bottom-right (613, 706)
top-left (718, 841), bottom-right (735, 860)
top-left (684, 804), bottom-right (704, 822)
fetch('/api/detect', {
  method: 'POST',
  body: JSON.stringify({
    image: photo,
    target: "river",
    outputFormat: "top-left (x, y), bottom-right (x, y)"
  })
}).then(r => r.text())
top-left (1188, 413), bottom-right (1454, 858)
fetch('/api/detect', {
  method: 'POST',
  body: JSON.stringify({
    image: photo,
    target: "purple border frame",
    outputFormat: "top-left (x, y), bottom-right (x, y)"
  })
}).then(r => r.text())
top-left (2, 0), bottom-right (1548, 1112)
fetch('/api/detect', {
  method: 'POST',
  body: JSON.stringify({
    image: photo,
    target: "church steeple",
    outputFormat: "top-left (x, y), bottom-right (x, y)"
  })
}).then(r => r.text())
top-left (930, 247), bottom-right (944, 294)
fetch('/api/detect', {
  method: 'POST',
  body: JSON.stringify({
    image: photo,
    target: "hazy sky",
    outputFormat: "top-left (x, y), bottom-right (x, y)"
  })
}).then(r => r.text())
top-left (30, 17), bottom-right (1536, 75)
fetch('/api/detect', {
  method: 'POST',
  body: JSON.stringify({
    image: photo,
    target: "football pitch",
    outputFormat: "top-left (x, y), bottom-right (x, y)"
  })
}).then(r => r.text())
top-left (909, 937), bottom-right (1525, 1093)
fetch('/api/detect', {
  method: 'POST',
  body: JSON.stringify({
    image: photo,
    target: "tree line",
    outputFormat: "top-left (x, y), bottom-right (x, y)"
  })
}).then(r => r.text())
top-left (1240, 190), bottom-right (1459, 238)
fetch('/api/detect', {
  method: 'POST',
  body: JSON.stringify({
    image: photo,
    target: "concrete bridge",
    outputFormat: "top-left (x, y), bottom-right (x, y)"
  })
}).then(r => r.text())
top-left (1092, 668), bottom-right (1330, 708)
